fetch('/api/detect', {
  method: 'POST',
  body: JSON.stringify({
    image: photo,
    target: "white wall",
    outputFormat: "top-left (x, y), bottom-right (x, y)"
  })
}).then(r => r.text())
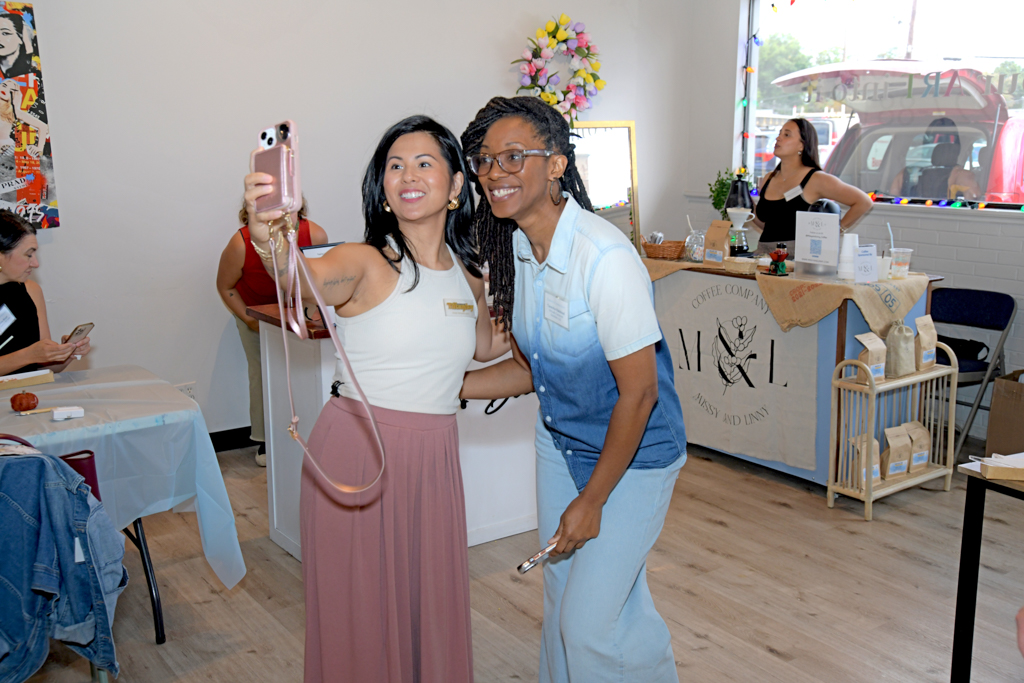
top-left (32, 0), bottom-right (1019, 439)
top-left (31, 0), bottom-right (649, 431)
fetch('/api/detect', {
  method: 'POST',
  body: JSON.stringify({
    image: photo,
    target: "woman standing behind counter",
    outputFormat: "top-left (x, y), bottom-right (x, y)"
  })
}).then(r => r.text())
top-left (753, 118), bottom-right (872, 253)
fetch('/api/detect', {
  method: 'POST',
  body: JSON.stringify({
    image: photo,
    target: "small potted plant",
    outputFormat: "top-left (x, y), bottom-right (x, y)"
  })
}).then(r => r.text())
top-left (708, 169), bottom-right (732, 221)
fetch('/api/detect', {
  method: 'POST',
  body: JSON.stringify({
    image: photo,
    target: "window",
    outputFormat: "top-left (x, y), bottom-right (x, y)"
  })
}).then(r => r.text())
top-left (752, 0), bottom-right (1024, 205)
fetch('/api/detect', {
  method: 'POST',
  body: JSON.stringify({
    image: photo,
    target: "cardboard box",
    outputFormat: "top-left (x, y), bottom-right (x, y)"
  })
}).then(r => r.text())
top-left (903, 420), bottom-right (931, 473)
top-left (881, 425), bottom-right (911, 480)
top-left (986, 369), bottom-right (1024, 458)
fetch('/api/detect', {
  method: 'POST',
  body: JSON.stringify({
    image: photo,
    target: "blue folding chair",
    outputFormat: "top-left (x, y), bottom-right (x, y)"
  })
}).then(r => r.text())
top-left (932, 287), bottom-right (1017, 460)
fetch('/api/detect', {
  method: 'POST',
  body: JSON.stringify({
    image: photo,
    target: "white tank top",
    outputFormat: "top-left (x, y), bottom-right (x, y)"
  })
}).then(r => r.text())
top-left (333, 244), bottom-right (478, 414)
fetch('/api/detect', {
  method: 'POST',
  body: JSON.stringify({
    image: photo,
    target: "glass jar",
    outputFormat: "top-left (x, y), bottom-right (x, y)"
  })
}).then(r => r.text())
top-left (684, 230), bottom-right (705, 262)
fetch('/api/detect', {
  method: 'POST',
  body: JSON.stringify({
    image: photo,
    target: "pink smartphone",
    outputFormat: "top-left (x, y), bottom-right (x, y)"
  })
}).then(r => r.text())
top-left (249, 120), bottom-right (302, 214)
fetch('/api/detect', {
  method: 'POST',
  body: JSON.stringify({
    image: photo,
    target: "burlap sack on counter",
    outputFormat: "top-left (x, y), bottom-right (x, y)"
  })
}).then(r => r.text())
top-left (755, 272), bottom-right (929, 336)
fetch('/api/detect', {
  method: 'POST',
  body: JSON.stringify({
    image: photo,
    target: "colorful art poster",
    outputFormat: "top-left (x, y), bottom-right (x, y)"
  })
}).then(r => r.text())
top-left (0, 3), bottom-right (57, 229)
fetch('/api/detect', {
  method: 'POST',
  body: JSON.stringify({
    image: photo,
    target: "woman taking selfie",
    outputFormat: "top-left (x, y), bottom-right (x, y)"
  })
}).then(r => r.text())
top-left (0, 210), bottom-right (90, 375)
top-left (460, 96), bottom-right (687, 683)
top-left (244, 115), bottom-right (507, 683)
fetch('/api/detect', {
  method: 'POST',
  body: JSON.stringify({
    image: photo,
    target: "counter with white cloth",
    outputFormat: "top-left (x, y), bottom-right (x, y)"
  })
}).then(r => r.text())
top-left (0, 364), bottom-right (246, 589)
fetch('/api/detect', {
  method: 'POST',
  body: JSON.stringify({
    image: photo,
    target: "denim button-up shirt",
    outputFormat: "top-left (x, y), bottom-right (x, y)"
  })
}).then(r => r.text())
top-left (512, 196), bottom-right (687, 491)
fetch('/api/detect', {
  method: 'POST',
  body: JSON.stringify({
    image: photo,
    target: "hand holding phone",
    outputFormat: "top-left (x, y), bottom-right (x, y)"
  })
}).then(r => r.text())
top-left (517, 542), bottom-right (557, 574)
top-left (249, 120), bottom-right (302, 217)
top-left (49, 322), bottom-right (93, 372)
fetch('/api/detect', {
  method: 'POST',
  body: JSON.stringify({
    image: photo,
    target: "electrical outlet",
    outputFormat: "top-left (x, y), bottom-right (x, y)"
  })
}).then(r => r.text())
top-left (174, 382), bottom-right (196, 401)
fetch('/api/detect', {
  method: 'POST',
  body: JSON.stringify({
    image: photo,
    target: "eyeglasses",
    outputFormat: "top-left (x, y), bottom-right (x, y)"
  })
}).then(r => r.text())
top-left (467, 149), bottom-right (553, 175)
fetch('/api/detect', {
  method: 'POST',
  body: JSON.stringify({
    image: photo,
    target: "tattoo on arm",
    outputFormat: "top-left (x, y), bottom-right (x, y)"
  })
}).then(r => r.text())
top-left (323, 276), bottom-right (356, 288)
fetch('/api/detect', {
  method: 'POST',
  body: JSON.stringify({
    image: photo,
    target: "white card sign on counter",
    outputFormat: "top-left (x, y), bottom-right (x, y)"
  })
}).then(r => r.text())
top-left (794, 212), bottom-right (840, 266)
top-left (854, 245), bottom-right (878, 284)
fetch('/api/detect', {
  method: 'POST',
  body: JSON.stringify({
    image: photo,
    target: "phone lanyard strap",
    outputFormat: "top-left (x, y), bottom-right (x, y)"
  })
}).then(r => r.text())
top-left (268, 215), bottom-right (386, 495)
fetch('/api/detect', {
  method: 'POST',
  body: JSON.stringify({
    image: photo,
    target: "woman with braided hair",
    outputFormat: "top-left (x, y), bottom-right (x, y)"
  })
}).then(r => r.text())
top-left (460, 96), bottom-right (686, 683)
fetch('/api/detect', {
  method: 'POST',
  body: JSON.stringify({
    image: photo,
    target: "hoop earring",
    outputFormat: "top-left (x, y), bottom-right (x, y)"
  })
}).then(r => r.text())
top-left (447, 197), bottom-right (460, 210)
top-left (549, 179), bottom-right (563, 206)
top-left (383, 200), bottom-right (392, 213)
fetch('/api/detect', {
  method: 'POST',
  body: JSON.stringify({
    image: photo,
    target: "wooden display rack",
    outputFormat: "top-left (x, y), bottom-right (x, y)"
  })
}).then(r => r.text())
top-left (828, 342), bottom-right (959, 520)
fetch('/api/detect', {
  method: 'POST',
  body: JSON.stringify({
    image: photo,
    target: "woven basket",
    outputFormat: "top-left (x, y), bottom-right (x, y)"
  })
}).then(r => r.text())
top-left (642, 240), bottom-right (684, 260)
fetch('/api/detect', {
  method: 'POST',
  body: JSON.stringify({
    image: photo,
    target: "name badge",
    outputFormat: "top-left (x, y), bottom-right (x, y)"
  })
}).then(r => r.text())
top-left (544, 292), bottom-right (569, 330)
top-left (783, 185), bottom-right (804, 202)
top-left (0, 304), bottom-right (14, 337)
top-left (444, 299), bottom-right (475, 317)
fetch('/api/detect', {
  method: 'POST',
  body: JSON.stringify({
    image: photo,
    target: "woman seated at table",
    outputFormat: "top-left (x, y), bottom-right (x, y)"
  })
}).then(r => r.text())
top-left (0, 210), bottom-right (90, 376)
top-left (216, 197), bottom-right (328, 465)
top-left (752, 118), bottom-right (872, 253)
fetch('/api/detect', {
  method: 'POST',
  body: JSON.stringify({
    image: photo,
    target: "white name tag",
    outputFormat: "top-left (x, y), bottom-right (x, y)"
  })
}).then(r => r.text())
top-left (443, 299), bottom-right (475, 318)
top-left (544, 292), bottom-right (569, 329)
top-left (783, 186), bottom-right (804, 202)
top-left (0, 304), bottom-right (15, 337)
top-left (74, 536), bottom-right (85, 563)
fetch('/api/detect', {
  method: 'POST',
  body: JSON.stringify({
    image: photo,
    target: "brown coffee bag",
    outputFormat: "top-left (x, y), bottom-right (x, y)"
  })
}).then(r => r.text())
top-left (903, 420), bottom-right (932, 473)
top-left (881, 425), bottom-right (911, 480)
top-left (855, 332), bottom-right (887, 385)
top-left (851, 432), bottom-right (881, 487)
top-left (915, 315), bottom-right (937, 371)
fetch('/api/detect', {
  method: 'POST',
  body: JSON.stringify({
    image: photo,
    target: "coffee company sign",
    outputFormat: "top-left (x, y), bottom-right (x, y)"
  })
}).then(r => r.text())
top-left (656, 271), bottom-right (818, 470)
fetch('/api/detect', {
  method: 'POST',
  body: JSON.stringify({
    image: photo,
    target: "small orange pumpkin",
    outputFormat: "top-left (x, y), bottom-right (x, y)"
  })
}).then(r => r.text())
top-left (11, 391), bottom-right (38, 412)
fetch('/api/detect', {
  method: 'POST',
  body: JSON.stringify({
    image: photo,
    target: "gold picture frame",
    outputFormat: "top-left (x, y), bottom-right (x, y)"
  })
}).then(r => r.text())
top-left (572, 120), bottom-right (641, 254)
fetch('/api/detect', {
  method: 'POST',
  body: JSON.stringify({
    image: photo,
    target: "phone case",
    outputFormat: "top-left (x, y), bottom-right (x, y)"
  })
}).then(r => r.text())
top-left (249, 119), bottom-right (302, 215)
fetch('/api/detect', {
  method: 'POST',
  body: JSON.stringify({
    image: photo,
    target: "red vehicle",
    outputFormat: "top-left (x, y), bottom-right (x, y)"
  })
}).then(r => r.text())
top-left (772, 61), bottom-right (1024, 203)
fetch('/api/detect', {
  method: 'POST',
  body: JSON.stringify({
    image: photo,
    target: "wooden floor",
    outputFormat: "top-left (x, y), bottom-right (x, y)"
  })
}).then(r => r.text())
top-left (27, 442), bottom-right (1024, 682)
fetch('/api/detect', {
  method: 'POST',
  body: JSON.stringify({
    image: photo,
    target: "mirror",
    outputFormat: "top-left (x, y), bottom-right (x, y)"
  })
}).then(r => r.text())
top-left (572, 120), bottom-right (641, 254)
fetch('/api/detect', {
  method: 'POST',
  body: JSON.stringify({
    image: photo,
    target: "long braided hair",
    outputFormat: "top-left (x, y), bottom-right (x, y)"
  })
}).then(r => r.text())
top-left (461, 97), bottom-right (593, 331)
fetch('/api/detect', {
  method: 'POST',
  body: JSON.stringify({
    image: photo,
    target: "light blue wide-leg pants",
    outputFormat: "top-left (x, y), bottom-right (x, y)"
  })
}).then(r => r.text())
top-left (535, 414), bottom-right (683, 683)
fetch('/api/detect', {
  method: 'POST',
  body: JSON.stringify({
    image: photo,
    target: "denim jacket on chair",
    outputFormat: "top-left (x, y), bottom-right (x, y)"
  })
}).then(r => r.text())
top-left (0, 454), bottom-right (128, 681)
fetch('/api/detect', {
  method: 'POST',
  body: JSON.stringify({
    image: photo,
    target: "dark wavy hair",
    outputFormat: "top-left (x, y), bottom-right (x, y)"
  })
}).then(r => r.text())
top-left (787, 118), bottom-right (822, 171)
top-left (0, 12), bottom-right (36, 78)
top-left (0, 209), bottom-right (34, 254)
top-left (362, 115), bottom-right (478, 290)
top-left (461, 96), bottom-right (593, 330)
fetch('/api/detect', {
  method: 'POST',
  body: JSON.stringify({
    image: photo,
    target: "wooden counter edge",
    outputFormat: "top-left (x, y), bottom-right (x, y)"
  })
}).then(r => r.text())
top-left (246, 304), bottom-right (333, 340)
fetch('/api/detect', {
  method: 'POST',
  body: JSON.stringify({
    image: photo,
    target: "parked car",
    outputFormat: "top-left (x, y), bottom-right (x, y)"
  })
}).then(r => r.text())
top-left (772, 62), bottom-right (1024, 203)
top-left (754, 129), bottom-right (779, 178)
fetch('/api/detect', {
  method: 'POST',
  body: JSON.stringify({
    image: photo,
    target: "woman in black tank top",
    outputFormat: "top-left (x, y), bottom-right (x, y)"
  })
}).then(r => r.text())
top-left (0, 210), bottom-right (92, 376)
top-left (752, 119), bottom-right (873, 251)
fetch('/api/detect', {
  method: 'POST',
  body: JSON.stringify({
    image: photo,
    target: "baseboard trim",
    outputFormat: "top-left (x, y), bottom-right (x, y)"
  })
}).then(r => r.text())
top-left (210, 427), bottom-right (254, 453)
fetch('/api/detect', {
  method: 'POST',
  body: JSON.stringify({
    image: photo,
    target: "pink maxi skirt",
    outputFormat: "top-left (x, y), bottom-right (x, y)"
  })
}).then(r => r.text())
top-left (300, 396), bottom-right (473, 683)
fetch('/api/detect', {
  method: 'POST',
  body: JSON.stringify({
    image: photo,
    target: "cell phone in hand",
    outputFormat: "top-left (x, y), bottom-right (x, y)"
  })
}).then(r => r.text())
top-left (517, 542), bottom-right (557, 574)
top-left (48, 322), bottom-right (93, 372)
top-left (65, 323), bottom-right (93, 346)
top-left (249, 120), bottom-right (302, 215)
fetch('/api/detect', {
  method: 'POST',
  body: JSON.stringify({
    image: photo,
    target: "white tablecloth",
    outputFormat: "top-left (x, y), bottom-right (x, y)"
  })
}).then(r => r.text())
top-left (0, 365), bottom-right (246, 589)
